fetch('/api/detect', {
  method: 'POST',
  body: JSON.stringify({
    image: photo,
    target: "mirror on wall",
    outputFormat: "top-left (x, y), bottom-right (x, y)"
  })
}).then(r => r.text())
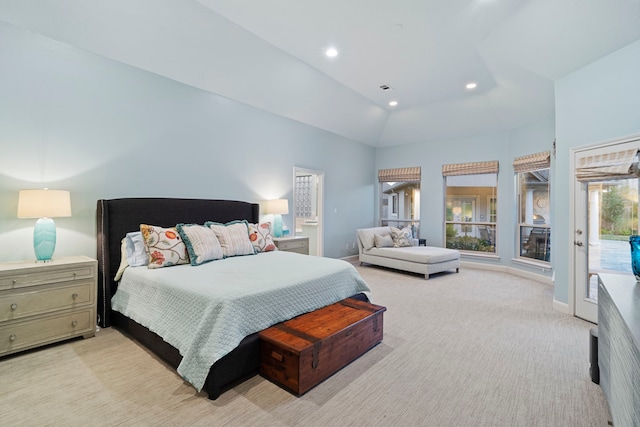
top-left (293, 167), bottom-right (324, 256)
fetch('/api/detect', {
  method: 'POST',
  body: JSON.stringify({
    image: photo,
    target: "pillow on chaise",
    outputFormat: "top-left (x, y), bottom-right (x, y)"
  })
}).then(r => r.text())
top-left (374, 233), bottom-right (394, 248)
top-left (390, 226), bottom-right (413, 248)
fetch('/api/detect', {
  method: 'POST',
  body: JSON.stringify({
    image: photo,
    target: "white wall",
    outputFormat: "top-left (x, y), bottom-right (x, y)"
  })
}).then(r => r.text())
top-left (0, 21), bottom-right (375, 261)
top-left (554, 39), bottom-right (640, 304)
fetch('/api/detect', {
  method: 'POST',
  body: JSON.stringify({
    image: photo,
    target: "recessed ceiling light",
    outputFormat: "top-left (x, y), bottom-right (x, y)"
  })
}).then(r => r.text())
top-left (325, 47), bottom-right (338, 58)
top-left (466, 82), bottom-right (478, 90)
top-left (389, 101), bottom-right (398, 107)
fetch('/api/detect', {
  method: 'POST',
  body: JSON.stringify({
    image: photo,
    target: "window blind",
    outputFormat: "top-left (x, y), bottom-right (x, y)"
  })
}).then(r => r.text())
top-left (513, 151), bottom-right (550, 173)
top-left (575, 148), bottom-right (639, 182)
top-left (378, 167), bottom-right (421, 182)
top-left (442, 160), bottom-right (498, 176)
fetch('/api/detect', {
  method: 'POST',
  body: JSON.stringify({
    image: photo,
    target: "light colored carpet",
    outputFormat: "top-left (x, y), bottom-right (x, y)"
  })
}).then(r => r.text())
top-left (0, 265), bottom-right (611, 426)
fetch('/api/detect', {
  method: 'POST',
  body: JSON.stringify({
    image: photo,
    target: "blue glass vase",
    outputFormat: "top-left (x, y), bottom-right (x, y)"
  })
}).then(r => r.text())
top-left (629, 235), bottom-right (640, 281)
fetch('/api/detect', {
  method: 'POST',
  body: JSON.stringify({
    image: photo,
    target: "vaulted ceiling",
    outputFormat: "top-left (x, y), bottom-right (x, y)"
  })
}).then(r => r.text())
top-left (1, 0), bottom-right (640, 146)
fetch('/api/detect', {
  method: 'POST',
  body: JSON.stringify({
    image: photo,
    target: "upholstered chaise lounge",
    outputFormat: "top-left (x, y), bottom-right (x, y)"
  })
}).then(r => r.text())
top-left (357, 226), bottom-right (460, 279)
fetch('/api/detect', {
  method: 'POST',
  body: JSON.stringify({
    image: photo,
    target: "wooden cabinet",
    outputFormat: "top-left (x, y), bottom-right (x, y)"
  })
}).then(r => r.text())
top-left (597, 273), bottom-right (640, 427)
top-left (0, 256), bottom-right (97, 357)
top-left (274, 237), bottom-right (309, 255)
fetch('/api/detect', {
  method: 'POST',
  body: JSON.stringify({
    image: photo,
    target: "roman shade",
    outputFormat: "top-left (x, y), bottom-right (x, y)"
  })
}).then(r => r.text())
top-left (378, 167), bottom-right (421, 182)
top-left (513, 151), bottom-right (551, 174)
top-left (442, 160), bottom-right (499, 176)
top-left (575, 148), bottom-right (639, 182)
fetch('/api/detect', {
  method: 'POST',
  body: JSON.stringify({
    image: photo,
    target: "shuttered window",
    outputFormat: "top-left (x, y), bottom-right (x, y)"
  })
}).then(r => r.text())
top-left (575, 148), bottom-right (639, 182)
top-left (442, 160), bottom-right (499, 176)
top-left (514, 151), bottom-right (551, 263)
top-left (378, 167), bottom-right (421, 232)
top-left (443, 160), bottom-right (498, 255)
top-left (513, 151), bottom-right (551, 173)
top-left (378, 167), bottom-right (421, 182)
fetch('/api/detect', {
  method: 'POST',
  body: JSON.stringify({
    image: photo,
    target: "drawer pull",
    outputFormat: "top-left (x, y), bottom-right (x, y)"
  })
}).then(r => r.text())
top-left (9, 334), bottom-right (16, 342)
top-left (10, 303), bottom-right (17, 311)
top-left (12, 279), bottom-right (16, 285)
top-left (72, 293), bottom-right (79, 300)
top-left (71, 320), bottom-right (78, 327)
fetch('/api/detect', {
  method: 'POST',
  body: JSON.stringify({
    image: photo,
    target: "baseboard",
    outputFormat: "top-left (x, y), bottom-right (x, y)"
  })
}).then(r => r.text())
top-left (341, 255), bottom-right (359, 263)
top-left (552, 298), bottom-right (571, 315)
top-left (460, 261), bottom-right (553, 286)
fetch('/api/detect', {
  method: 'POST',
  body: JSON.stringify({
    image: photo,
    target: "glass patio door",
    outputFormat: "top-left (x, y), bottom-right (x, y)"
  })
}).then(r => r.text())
top-left (573, 139), bottom-right (640, 323)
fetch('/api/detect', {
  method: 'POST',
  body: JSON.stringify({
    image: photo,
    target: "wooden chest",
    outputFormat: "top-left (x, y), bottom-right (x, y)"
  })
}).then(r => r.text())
top-left (259, 297), bottom-right (386, 395)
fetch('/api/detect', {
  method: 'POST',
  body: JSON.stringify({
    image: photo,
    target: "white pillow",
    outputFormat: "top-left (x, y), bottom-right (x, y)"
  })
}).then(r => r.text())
top-left (114, 238), bottom-right (128, 282)
top-left (114, 231), bottom-right (148, 281)
top-left (125, 231), bottom-right (148, 267)
top-left (374, 233), bottom-right (394, 248)
top-left (205, 220), bottom-right (256, 258)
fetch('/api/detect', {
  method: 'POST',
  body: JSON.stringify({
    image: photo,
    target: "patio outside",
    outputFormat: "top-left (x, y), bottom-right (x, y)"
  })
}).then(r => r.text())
top-left (587, 177), bottom-right (638, 302)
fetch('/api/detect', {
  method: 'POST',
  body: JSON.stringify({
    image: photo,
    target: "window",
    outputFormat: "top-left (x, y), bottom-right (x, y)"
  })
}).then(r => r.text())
top-left (443, 161), bottom-right (498, 254)
top-left (295, 174), bottom-right (314, 219)
top-left (379, 167), bottom-right (421, 235)
top-left (514, 151), bottom-right (551, 262)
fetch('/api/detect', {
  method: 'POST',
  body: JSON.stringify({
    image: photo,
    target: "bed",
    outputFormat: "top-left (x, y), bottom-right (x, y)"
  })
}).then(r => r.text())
top-left (96, 197), bottom-right (370, 399)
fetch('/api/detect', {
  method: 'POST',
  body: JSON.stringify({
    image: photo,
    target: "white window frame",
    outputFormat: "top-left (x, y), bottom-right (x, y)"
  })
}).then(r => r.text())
top-left (443, 164), bottom-right (498, 256)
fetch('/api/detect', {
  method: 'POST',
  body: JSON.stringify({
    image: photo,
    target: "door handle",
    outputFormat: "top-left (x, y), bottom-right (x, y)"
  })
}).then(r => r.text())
top-left (574, 241), bottom-right (583, 247)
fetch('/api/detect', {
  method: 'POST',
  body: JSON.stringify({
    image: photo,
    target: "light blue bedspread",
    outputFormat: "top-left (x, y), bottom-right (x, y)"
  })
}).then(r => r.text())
top-left (111, 251), bottom-right (371, 391)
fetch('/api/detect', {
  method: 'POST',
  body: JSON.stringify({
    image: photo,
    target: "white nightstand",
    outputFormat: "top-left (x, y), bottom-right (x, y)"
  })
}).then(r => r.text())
top-left (273, 237), bottom-right (310, 255)
top-left (0, 255), bottom-right (97, 357)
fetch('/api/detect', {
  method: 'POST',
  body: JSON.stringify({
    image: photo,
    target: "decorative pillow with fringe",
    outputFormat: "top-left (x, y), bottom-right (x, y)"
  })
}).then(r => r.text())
top-left (176, 223), bottom-right (224, 266)
top-left (205, 220), bottom-right (256, 258)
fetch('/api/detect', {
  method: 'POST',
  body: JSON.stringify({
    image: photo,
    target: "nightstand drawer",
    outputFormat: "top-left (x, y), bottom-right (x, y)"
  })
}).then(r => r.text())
top-left (274, 237), bottom-right (310, 255)
top-left (278, 239), bottom-right (307, 250)
top-left (0, 265), bottom-right (94, 291)
top-left (0, 308), bottom-right (94, 355)
top-left (0, 281), bottom-right (94, 322)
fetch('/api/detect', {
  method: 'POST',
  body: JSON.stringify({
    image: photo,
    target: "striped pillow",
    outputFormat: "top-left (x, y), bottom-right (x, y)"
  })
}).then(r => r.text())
top-left (205, 220), bottom-right (256, 258)
top-left (176, 223), bottom-right (224, 265)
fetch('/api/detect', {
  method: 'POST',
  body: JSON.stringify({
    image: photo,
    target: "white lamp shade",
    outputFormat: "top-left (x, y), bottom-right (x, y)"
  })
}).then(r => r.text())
top-left (17, 189), bottom-right (72, 219)
top-left (263, 199), bottom-right (289, 215)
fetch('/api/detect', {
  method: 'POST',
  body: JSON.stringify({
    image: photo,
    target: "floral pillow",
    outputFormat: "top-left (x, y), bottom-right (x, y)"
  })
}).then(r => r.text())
top-left (248, 222), bottom-right (277, 252)
top-left (390, 226), bottom-right (414, 248)
top-left (140, 224), bottom-right (190, 268)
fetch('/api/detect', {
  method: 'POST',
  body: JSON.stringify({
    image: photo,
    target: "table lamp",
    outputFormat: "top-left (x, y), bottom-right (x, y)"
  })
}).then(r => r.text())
top-left (17, 189), bottom-right (72, 262)
top-left (264, 199), bottom-right (289, 238)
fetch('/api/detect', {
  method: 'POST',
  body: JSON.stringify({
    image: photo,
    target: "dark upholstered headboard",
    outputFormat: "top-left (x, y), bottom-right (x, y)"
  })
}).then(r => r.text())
top-left (96, 198), bottom-right (260, 328)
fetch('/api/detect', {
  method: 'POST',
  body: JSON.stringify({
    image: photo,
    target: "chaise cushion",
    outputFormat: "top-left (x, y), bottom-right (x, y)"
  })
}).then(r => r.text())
top-left (365, 246), bottom-right (460, 264)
